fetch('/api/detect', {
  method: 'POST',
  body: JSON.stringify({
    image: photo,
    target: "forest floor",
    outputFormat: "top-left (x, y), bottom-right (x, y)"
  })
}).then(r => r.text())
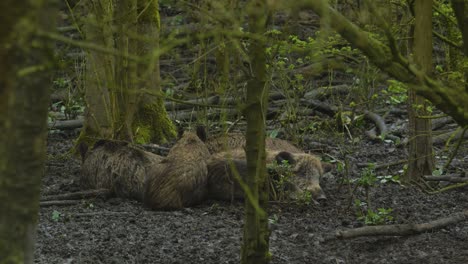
top-left (35, 126), bottom-right (468, 264)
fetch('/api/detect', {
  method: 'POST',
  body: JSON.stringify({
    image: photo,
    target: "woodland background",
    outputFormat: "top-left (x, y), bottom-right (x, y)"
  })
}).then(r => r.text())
top-left (0, 0), bottom-right (467, 263)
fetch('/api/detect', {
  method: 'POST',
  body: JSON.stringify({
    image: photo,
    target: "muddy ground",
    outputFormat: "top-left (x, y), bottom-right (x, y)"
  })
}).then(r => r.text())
top-left (34, 127), bottom-right (468, 264)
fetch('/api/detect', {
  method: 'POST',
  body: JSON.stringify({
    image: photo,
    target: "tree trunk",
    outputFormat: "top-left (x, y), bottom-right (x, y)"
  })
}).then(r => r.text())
top-left (80, 0), bottom-right (175, 144)
top-left (82, 0), bottom-right (115, 140)
top-left (405, 0), bottom-right (435, 183)
top-left (135, 0), bottom-right (176, 143)
top-left (114, 0), bottom-right (138, 141)
top-left (0, 0), bottom-right (55, 262)
top-left (241, 1), bottom-right (271, 263)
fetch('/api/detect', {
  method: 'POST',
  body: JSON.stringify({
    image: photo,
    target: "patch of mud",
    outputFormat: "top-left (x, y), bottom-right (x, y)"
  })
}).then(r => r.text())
top-left (35, 133), bottom-right (468, 264)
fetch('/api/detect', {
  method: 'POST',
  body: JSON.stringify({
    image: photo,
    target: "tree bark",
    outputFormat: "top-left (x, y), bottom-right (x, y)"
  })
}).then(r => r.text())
top-left (80, 0), bottom-right (176, 144)
top-left (82, 0), bottom-right (115, 139)
top-left (0, 0), bottom-right (55, 262)
top-left (405, 0), bottom-right (435, 183)
top-left (241, 1), bottom-right (271, 263)
top-left (135, 0), bottom-right (176, 143)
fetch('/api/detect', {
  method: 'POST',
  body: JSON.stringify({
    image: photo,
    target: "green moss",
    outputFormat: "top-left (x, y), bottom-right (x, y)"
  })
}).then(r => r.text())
top-left (134, 124), bottom-right (151, 144)
top-left (135, 100), bottom-right (176, 144)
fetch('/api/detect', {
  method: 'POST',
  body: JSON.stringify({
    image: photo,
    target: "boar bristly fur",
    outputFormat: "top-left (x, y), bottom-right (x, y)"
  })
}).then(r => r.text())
top-left (143, 129), bottom-right (211, 210)
top-left (80, 140), bottom-right (163, 201)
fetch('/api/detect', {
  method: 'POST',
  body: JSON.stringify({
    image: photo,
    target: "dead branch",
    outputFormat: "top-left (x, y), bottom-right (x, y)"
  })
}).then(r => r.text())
top-left (329, 210), bottom-right (468, 240)
top-left (428, 182), bottom-right (468, 194)
top-left (303, 84), bottom-right (352, 100)
top-left (48, 119), bottom-right (84, 130)
top-left (433, 128), bottom-right (468, 145)
top-left (40, 200), bottom-right (82, 207)
top-left (73, 212), bottom-right (134, 217)
top-left (424, 175), bottom-right (468, 183)
top-left (364, 110), bottom-right (388, 138)
top-left (432, 117), bottom-right (454, 130)
top-left (164, 95), bottom-right (220, 110)
top-left (357, 160), bottom-right (407, 169)
top-left (41, 189), bottom-right (111, 201)
top-left (299, 99), bottom-right (338, 116)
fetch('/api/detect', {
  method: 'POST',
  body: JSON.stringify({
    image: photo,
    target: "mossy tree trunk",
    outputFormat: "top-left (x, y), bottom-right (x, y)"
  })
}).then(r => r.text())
top-left (405, 0), bottom-right (435, 183)
top-left (80, 0), bottom-right (175, 145)
top-left (134, 0), bottom-right (175, 144)
top-left (241, 1), bottom-right (271, 263)
top-left (114, 0), bottom-right (138, 141)
top-left (82, 0), bottom-right (115, 140)
top-left (0, 0), bottom-right (55, 262)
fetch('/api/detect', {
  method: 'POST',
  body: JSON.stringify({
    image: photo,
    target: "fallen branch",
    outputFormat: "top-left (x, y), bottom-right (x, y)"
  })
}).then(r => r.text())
top-left (41, 189), bottom-right (110, 201)
top-left (357, 160), bottom-right (407, 169)
top-left (424, 175), bottom-right (468, 183)
top-left (364, 110), bottom-right (388, 139)
top-left (428, 182), bottom-right (468, 194)
top-left (73, 211), bottom-right (134, 217)
top-left (48, 119), bottom-right (84, 130)
top-left (329, 210), bottom-right (468, 240)
top-left (433, 128), bottom-right (468, 145)
top-left (40, 200), bottom-right (82, 207)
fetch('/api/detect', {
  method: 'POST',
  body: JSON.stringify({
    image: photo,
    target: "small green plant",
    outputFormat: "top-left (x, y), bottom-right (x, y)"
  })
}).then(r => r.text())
top-left (377, 174), bottom-right (401, 184)
top-left (382, 80), bottom-right (408, 105)
top-left (354, 200), bottom-right (394, 225)
top-left (267, 160), bottom-right (294, 201)
top-left (296, 190), bottom-right (313, 206)
top-left (268, 214), bottom-right (279, 225)
top-left (268, 129), bottom-right (279, 139)
top-left (52, 210), bottom-right (61, 222)
top-left (355, 164), bottom-right (377, 188)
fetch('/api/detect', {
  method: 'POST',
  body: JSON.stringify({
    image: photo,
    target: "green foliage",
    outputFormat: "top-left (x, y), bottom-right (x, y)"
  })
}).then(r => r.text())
top-left (267, 160), bottom-right (294, 202)
top-left (377, 174), bottom-right (401, 184)
top-left (268, 214), bottom-right (279, 225)
top-left (432, 166), bottom-right (444, 177)
top-left (382, 80), bottom-right (408, 105)
top-left (50, 77), bottom-right (84, 120)
top-left (354, 200), bottom-right (394, 225)
top-left (296, 190), bottom-right (313, 206)
top-left (268, 129), bottom-right (279, 139)
top-left (51, 210), bottom-right (61, 222)
top-left (355, 164), bottom-right (377, 188)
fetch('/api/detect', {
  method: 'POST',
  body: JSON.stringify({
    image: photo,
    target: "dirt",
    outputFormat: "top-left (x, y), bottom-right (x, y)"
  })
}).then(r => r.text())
top-left (34, 128), bottom-right (468, 264)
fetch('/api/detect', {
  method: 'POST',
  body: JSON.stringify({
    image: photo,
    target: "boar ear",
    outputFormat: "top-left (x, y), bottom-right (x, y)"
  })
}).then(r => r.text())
top-left (76, 142), bottom-right (88, 162)
top-left (196, 125), bottom-right (207, 142)
top-left (275, 151), bottom-right (296, 165)
top-left (177, 125), bottom-right (184, 139)
top-left (321, 162), bottom-right (334, 173)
